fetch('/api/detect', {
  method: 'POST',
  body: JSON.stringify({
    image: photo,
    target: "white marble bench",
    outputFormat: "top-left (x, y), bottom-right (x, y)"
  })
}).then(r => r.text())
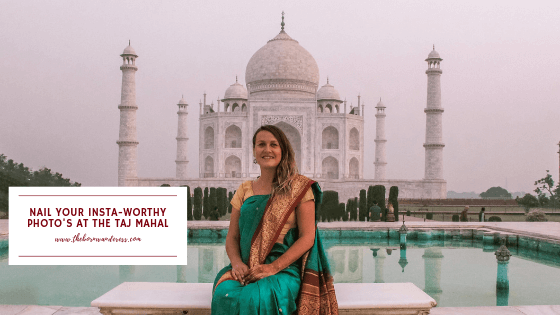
top-left (92, 282), bottom-right (436, 315)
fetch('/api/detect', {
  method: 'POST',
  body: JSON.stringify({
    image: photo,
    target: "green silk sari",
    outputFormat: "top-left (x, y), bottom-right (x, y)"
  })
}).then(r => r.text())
top-left (211, 175), bottom-right (338, 315)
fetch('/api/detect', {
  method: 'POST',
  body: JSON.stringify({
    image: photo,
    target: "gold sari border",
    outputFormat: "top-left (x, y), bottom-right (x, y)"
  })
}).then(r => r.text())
top-left (248, 175), bottom-right (313, 268)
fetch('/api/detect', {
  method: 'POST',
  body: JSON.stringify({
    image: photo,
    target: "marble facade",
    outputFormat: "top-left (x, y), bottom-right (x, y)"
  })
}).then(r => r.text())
top-left (117, 22), bottom-right (447, 201)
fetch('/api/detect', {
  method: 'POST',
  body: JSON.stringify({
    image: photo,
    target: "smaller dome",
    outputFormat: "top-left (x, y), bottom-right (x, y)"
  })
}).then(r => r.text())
top-left (178, 96), bottom-right (187, 105)
top-left (317, 80), bottom-right (341, 101)
top-left (376, 98), bottom-right (385, 108)
top-left (223, 80), bottom-right (248, 99)
top-left (122, 43), bottom-right (137, 56)
top-left (427, 45), bottom-right (441, 59)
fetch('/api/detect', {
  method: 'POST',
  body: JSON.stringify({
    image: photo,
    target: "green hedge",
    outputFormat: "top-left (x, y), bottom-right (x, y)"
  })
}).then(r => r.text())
top-left (389, 186), bottom-right (399, 219)
top-left (193, 187), bottom-right (202, 220)
top-left (488, 216), bottom-right (502, 222)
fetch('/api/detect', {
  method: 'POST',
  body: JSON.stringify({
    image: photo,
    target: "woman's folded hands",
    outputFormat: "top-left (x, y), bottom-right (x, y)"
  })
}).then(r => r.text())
top-left (231, 262), bottom-right (249, 285)
top-left (244, 264), bottom-right (279, 284)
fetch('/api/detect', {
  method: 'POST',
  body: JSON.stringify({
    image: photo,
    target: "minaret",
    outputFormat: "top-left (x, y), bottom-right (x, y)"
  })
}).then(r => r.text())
top-left (117, 41), bottom-right (139, 186)
top-left (372, 249), bottom-right (386, 283)
top-left (423, 248), bottom-right (444, 304)
top-left (356, 94), bottom-right (361, 115)
top-left (175, 96), bottom-right (189, 179)
top-left (424, 45), bottom-right (445, 180)
top-left (374, 98), bottom-right (387, 180)
top-left (361, 98), bottom-right (365, 117)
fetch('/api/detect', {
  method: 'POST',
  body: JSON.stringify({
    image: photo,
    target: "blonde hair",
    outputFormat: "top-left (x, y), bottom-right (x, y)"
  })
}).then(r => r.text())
top-left (252, 125), bottom-right (298, 195)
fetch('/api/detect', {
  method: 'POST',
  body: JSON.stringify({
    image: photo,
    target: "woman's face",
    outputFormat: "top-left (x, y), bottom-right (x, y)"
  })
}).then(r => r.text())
top-left (253, 130), bottom-right (282, 170)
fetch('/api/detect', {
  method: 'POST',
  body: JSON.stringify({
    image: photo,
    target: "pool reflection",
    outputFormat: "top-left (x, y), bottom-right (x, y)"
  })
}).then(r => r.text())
top-left (1, 238), bottom-right (559, 307)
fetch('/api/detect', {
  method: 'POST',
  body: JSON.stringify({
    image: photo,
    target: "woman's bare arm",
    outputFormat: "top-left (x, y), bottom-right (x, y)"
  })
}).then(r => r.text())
top-left (225, 206), bottom-right (248, 283)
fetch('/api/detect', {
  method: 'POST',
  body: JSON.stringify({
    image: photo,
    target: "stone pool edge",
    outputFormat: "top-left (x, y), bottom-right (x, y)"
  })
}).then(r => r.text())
top-left (1, 304), bottom-right (560, 315)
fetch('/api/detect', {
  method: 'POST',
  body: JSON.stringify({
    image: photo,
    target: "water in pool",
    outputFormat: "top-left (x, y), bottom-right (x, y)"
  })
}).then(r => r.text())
top-left (1, 238), bottom-right (559, 307)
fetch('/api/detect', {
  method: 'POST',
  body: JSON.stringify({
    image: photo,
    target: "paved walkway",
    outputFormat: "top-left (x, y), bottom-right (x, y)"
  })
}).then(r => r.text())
top-left (0, 305), bottom-right (102, 315)
top-left (1, 304), bottom-right (560, 314)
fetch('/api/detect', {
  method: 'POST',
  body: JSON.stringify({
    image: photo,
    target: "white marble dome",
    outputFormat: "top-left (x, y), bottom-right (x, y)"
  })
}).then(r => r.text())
top-left (376, 98), bottom-right (385, 108)
top-left (317, 81), bottom-right (341, 101)
top-left (427, 48), bottom-right (441, 59)
top-left (245, 31), bottom-right (319, 88)
top-left (224, 81), bottom-right (248, 99)
top-left (178, 97), bottom-right (187, 105)
top-left (122, 44), bottom-right (137, 56)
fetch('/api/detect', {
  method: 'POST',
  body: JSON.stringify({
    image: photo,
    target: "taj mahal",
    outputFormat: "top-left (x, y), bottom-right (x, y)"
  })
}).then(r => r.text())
top-left (116, 17), bottom-right (446, 201)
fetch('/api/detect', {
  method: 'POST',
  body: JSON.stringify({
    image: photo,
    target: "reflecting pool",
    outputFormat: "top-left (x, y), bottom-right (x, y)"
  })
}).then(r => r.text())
top-left (1, 237), bottom-right (560, 307)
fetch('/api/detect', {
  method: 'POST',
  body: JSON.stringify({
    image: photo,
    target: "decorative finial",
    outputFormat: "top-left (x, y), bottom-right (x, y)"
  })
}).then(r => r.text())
top-left (433, 44), bottom-right (435, 50)
top-left (129, 40), bottom-right (131, 46)
top-left (182, 94), bottom-right (184, 99)
top-left (281, 11), bottom-right (285, 31)
top-left (327, 76), bottom-right (329, 84)
top-left (495, 237), bottom-right (512, 262)
top-left (236, 75), bottom-right (238, 83)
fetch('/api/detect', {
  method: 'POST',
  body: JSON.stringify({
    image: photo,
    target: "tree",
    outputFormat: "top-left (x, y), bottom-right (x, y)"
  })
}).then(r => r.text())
top-left (228, 191), bottom-right (234, 213)
top-left (353, 197), bottom-right (358, 221)
top-left (537, 194), bottom-right (550, 207)
top-left (366, 186), bottom-right (374, 215)
top-left (480, 187), bottom-right (512, 199)
top-left (358, 189), bottom-right (367, 221)
top-left (526, 209), bottom-right (548, 222)
top-left (216, 187), bottom-right (227, 216)
top-left (388, 186), bottom-right (399, 220)
top-left (516, 193), bottom-right (539, 212)
top-left (347, 198), bottom-right (357, 221)
top-left (321, 191), bottom-right (339, 221)
top-left (339, 203), bottom-right (347, 221)
top-left (203, 187), bottom-right (209, 219)
top-left (0, 155), bottom-right (80, 216)
top-left (534, 170), bottom-right (560, 208)
top-left (181, 185), bottom-right (192, 221)
top-left (193, 187), bottom-right (202, 220)
top-left (223, 188), bottom-right (229, 215)
top-left (372, 185), bottom-right (386, 221)
top-left (209, 187), bottom-right (218, 218)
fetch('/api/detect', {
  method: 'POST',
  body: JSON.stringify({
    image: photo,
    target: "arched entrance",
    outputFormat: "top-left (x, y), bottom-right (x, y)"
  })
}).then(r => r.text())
top-left (225, 125), bottom-right (242, 148)
top-left (275, 121), bottom-right (301, 171)
top-left (204, 156), bottom-right (214, 178)
top-left (349, 157), bottom-right (359, 179)
top-left (225, 155), bottom-right (241, 178)
top-left (322, 156), bottom-right (339, 179)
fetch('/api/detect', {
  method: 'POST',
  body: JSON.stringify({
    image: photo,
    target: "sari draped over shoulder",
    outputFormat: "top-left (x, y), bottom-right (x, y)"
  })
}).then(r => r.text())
top-left (211, 175), bottom-right (338, 315)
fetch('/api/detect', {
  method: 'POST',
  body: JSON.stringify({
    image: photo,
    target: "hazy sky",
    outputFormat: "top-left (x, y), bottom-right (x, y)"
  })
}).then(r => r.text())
top-left (1, 0), bottom-right (559, 194)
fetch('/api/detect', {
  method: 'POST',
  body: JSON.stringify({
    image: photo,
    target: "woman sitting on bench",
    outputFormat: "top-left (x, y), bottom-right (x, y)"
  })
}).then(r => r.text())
top-left (212, 125), bottom-right (338, 315)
